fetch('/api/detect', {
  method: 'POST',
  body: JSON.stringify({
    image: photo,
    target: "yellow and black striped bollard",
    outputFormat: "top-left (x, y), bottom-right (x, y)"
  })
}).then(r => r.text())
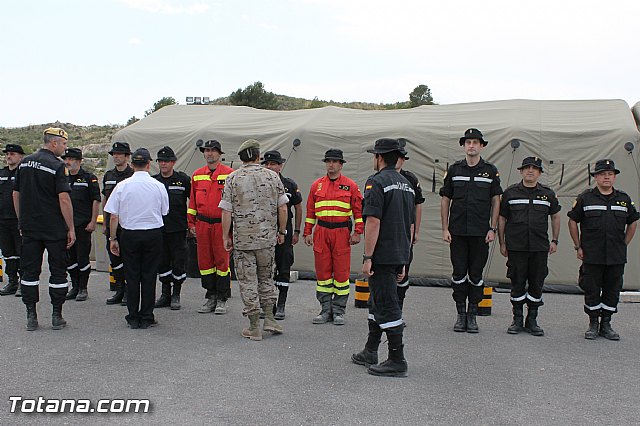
top-left (354, 279), bottom-right (369, 308)
top-left (477, 286), bottom-right (492, 316)
top-left (109, 266), bottom-right (115, 291)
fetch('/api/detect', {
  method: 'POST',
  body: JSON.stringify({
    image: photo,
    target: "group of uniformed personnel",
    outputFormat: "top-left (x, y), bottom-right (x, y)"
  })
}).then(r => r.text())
top-left (439, 128), bottom-right (638, 342)
top-left (1, 127), bottom-right (637, 376)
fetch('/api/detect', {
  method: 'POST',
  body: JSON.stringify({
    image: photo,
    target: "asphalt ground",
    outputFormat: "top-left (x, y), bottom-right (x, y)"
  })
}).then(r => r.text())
top-left (1, 270), bottom-right (639, 425)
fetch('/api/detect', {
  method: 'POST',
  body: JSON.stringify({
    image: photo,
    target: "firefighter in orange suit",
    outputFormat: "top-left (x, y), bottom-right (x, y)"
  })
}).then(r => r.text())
top-left (188, 139), bottom-right (234, 315)
top-left (304, 149), bottom-right (363, 325)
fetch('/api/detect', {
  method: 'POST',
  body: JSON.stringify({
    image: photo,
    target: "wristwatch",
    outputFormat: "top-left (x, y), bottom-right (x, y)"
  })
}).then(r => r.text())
top-left (109, 236), bottom-right (117, 241)
top-left (551, 239), bottom-right (559, 245)
top-left (278, 229), bottom-right (287, 236)
top-left (362, 255), bottom-right (373, 263)
top-left (489, 227), bottom-right (497, 233)
top-left (294, 229), bottom-right (301, 234)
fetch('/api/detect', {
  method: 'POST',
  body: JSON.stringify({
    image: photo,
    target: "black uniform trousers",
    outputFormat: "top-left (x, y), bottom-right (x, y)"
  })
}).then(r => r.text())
top-left (274, 222), bottom-right (293, 284)
top-left (449, 235), bottom-right (488, 304)
top-left (20, 234), bottom-right (68, 306)
top-left (368, 263), bottom-right (404, 335)
top-left (507, 251), bottom-right (547, 308)
top-left (106, 227), bottom-right (125, 284)
top-left (158, 230), bottom-right (187, 285)
top-left (397, 244), bottom-right (413, 309)
top-left (0, 219), bottom-right (21, 279)
top-left (67, 227), bottom-right (92, 287)
top-left (120, 228), bottom-right (163, 326)
top-left (579, 263), bottom-right (625, 317)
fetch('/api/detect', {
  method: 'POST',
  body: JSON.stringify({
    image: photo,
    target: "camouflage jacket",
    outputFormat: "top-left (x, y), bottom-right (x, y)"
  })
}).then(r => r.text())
top-left (220, 163), bottom-right (286, 250)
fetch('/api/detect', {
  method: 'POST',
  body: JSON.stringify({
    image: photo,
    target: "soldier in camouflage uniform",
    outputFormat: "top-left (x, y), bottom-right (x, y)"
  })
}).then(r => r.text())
top-left (219, 139), bottom-right (289, 341)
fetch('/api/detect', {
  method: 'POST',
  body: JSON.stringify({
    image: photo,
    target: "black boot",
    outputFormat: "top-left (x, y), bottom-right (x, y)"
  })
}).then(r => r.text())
top-left (106, 281), bottom-right (125, 305)
top-left (599, 315), bottom-right (620, 340)
top-left (75, 269), bottom-right (90, 301)
top-left (66, 286), bottom-right (79, 300)
top-left (524, 306), bottom-right (544, 336)
top-left (274, 286), bottom-right (288, 320)
top-left (26, 304), bottom-right (38, 331)
top-left (274, 305), bottom-right (285, 320)
top-left (0, 278), bottom-right (18, 295)
top-left (66, 270), bottom-right (79, 300)
top-left (155, 282), bottom-right (172, 308)
top-left (120, 283), bottom-right (128, 306)
top-left (367, 332), bottom-right (407, 378)
top-left (584, 316), bottom-right (599, 340)
top-left (507, 305), bottom-right (524, 334)
top-left (453, 302), bottom-right (467, 332)
top-left (52, 305), bottom-right (67, 330)
top-left (466, 303), bottom-right (479, 333)
top-left (352, 321), bottom-right (382, 366)
top-left (170, 283), bottom-right (182, 310)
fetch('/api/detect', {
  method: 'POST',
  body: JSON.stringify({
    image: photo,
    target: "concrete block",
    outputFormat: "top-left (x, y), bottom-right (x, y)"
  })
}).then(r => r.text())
top-left (290, 270), bottom-right (299, 283)
top-left (620, 291), bottom-right (640, 303)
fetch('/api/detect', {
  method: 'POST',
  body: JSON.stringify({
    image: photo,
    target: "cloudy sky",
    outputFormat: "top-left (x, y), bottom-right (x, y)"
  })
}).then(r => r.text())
top-left (1, 0), bottom-right (638, 127)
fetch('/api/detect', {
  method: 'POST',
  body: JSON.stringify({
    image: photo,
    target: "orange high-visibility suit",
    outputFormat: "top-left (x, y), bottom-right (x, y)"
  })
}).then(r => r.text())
top-left (304, 175), bottom-right (364, 316)
top-left (188, 163), bottom-right (234, 300)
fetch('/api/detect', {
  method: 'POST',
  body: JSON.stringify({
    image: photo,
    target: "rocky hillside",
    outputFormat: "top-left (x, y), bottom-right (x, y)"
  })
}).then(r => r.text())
top-left (0, 122), bottom-right (122, 176)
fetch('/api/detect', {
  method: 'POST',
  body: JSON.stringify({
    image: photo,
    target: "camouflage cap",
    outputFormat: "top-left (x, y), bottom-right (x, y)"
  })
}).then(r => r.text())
top-left (237, 139), bottom-right (260, 154)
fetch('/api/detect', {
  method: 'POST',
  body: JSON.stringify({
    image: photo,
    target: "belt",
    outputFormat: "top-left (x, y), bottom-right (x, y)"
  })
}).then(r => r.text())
top-left (196, 214), bottom-right (221, 224)
top-left (317, 220), bottom-right (352, 230)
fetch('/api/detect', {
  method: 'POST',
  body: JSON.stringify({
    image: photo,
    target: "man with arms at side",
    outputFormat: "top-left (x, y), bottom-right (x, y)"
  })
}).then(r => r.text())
top-left (13, 128), bottom-right (75, 331)
top-left (188, 140), bottom-right (234, 315)
top-left (440, 128), bottom-right (502, 333)
top-left (0, 144), bottom-right (25, 297)
top-left (105, 148), bottom-right (169, 329)
top-left (304, 149), bottom-right (363, 325)
top-left (261, 150), bottom-right (303, 320)
top-left (352, 138), bottom-right (414, 377)
top-left (498, 157), bottom-right (561, 336)
top-left (394, 139), bottom-right (425, 311)
top-left (103, 142), bottom-right (134, 305)
top-left (63, 148), bottom-right (100, 302)
top-left (568, 159), bottom-right (638, 340)
top-left (219, 140), bottom-right (288, 341)
top-left (152, 146), bottom-right (191, 310)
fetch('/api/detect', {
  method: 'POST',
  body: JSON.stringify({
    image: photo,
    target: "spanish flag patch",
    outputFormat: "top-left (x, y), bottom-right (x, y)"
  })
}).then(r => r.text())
top-left (365, 185), bottom-right (373, 190)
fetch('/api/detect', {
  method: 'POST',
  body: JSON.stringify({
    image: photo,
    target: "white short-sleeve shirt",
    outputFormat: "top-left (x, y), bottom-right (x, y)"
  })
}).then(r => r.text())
top-left (104, 170), bottom-right (169, 230)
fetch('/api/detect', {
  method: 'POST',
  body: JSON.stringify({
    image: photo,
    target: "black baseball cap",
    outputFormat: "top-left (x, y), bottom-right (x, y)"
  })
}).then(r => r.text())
top-left (131, 148), bottom-right (152, 165)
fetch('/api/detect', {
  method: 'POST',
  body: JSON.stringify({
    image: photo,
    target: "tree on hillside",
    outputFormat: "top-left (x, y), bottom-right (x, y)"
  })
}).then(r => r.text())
top-left (126, 116), bottom-right (140, 126)
top-left (308, 97), bottom-right (326, 109)
top-left (229, 82), bottom-right (278, 110)
top-left (409, 84), bottom-right (434, 107)
top-left (145, 97), bottom-right (177, 116)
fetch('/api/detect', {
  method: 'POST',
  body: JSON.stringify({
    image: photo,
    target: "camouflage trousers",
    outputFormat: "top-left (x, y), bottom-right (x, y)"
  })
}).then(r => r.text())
top-left (233, 247), bottom-right (277, 317)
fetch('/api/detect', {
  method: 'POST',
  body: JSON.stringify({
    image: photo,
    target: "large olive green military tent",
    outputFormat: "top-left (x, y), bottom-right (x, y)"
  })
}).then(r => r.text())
top-left (112, 99), bottom-right (640, 289)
